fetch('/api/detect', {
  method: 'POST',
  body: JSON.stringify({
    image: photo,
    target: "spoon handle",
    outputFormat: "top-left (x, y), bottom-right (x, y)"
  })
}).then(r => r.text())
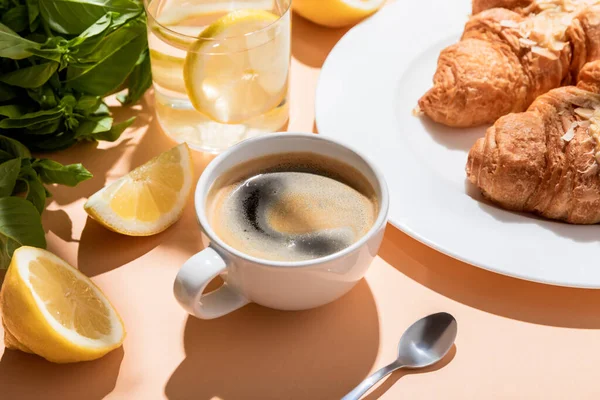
top-left (341, 361), bottom-right (405, 400)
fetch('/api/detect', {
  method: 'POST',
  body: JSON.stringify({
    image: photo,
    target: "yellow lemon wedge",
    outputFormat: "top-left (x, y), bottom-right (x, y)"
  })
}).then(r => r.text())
top-left (84, 144), bottom-right (193, 236)
top-left (293, 0), bottom-right (385, 28)
top-left (0, 246), bottom-right (125, 363)
top-left (183, 10), bottom-right (289, 124)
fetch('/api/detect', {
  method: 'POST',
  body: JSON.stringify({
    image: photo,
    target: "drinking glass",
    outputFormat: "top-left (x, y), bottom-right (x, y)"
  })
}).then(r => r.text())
top-left (144, 0), bottom-right (291, 153)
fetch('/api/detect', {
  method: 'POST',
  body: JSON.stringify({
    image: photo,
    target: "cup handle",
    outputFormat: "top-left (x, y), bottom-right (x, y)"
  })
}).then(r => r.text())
top-left (173, 247), bottom-right (250, 319)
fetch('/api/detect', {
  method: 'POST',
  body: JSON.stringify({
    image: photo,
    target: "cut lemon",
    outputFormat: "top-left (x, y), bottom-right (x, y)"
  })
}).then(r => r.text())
top-left (293, 0), bottom-right (385, 28)
top-left (183, 9), bottom-right (290, 124)
top-left (84, 144), bottom-right (193, 236)
top-left (0, 246), bottom-right (125, 363)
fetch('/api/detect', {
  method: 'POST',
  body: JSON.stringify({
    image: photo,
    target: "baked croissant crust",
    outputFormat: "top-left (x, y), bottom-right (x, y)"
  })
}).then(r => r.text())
top-left (466, 63), bottom-right (600, 224)
top-left (418, 1), bottom-right (600, 128)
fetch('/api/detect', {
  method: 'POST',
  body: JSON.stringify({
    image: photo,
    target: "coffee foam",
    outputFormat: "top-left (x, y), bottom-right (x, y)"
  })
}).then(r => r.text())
top-left (207, 152), bottom-right (378, 262)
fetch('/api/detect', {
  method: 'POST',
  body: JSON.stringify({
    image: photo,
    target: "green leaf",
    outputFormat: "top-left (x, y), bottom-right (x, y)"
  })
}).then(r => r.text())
top-left (118, 48), bottom-right (151, 105)
top-left (39, 0), bottom-right (140, 35)
top-left (32, 159), bottom-right (92, 186)
top-left (23, 177), bottom-right (46, 214)
top-left (1, 5), bottom-right (29, 33)
top-left (0, 22), bottom-right (40, 59)
top-left (27, 47), bottom-right (64, 63)
top-left (95, 116), bottom-right (134, 142)
top-left (0, 196), bottom-right (46, 269)
top-left (0, 82), bottom-right (17, 101)
top-left (91, 101), bottom-right (109, 116)
top-left (0, 62), bottom-right (58, 88)
top-left (66, 30), bottom-right (146, 95)
top-left (77, 12), bottom-right (112, 41)
top-left (0, 158), bottom-right (22, 197)
top-left (75, 95), bottom-right (100, 113)
top-left (0, 105), bottom-right (24, 119)
top-left (0, 150), bottom-right (13, 163)
top-left (26, 0), bottom-right (40, 31)
top-left (67, 35), bottom-right (147, 96)
top-left (0, 135), bottom-right (31, 158)
top-left (75, 115), bottom-right (112, 138)
top-left (27, 85), bottom-right (58, 108)
top-left (0, 106), bottom-right (63, 129)
top-left (24, 117), bottom-right (62, 135)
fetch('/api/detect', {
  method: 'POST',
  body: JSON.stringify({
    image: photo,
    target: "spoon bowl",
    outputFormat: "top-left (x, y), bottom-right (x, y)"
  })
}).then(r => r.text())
top-left (397, 312), bottom-right (457, 368)
top-left (342, 312), bottom-right (457, 400)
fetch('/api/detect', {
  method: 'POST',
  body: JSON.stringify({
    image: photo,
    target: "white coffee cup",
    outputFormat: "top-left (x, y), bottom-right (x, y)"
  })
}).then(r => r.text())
top-left (173, 133), bottom-right (389, 319)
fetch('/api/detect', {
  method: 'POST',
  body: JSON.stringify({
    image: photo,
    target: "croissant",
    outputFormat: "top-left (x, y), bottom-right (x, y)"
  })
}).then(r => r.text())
top-left (418, 1), bottom-right (600, 128)
top-left (466, 61), bottom-right (600, 224)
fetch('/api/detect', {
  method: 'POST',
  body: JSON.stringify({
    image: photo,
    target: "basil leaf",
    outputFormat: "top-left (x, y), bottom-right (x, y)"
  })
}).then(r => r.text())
top-left (0, 81), bottom-right (17, 101)
top-left (94, 116), bottom-right (134, 142)
top-left (39, 0), bottom-right (140, 35)
top-left (91, 101), bottom-right (110, 116)
top-left (0, 196), bottom-right (46, 269)
top-left (20, 176), bottom-right (46, 214)
top-left (26, 0), bottom-right (40, 30)
top-left (2, 5), bottom-right (29, 33)
top-left (67, 31), bottom-right (146, 95)
top-left (22, 130), bottom-right (77, 151)
top-left (27, 85), bottom-right (58, 108)
top-left (0, 22), bottom-right (40, 59)
top-left (118, 48), bottom-right (151, 105)
top-left (27, 47), bottom-right (64, 63)
top-left (0, 106), bottom-right (63, 129)
top-left (75, 115), bottom-right (112, 137)
top-left (75, 95), bottom-right (100, 113)
top-left (72, 13), bottom-right (112, 45)
top-left (32, 159), bottom-right (92, 186)
top-left (0, 105), bottom-right (24, 119)
top-left (25, 117), bottom-right (62, 134)
top-left (0, 158), bottom-right (21, 197)
top-left (0, 134), bottom-right (31, 158)
top-left (0, 62), bottom-right (58, 88)
top-left (0, 151), bottom-right (13, 164)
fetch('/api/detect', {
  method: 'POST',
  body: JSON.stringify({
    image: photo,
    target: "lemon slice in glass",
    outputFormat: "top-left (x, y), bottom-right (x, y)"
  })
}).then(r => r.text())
top-left (183, 10), bottom-right (289, 124)
top-left (0, 246), bottom-right (125, 363)
top-left (84, 144), bottom-right (193, 236)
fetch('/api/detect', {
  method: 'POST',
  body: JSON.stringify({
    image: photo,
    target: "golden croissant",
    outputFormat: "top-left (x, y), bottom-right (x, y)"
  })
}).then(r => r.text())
top-left (418, 0), bottom-right (600, 127)
top-left (466, 60), bottom-right (600, 224)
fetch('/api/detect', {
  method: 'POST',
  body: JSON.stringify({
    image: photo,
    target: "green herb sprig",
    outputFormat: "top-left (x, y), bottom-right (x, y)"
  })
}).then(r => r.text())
top-left (0, 0), bottom-right (152, 267)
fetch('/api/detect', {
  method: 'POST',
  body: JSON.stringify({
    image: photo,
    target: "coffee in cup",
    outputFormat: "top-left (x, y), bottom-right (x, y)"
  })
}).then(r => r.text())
top-left (206, 152), bottom-right (378, 261)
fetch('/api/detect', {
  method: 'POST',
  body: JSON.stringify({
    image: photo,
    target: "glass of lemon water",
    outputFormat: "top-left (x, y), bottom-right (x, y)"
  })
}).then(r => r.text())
top-left (144, 0), bottom-right (291, 153)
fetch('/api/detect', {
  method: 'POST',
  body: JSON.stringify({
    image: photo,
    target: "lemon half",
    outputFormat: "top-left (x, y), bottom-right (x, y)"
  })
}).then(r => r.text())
top-left (183, 10), bottom-right (290, 124)
top-left (293, 0), bottom-right (385, 28)
top-left (84, 144), bottom-right (193, 236)
top-left (0, 246), bottom-right (125, 363)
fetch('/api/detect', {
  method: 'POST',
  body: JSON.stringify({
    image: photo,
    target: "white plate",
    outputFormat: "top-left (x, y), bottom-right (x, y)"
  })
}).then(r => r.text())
top-left (316, 0), bottom-right (600, 288)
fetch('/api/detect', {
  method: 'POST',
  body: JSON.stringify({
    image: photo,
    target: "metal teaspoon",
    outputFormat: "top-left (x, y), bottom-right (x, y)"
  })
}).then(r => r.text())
top-left (342, 312), bottom-right (458, 400)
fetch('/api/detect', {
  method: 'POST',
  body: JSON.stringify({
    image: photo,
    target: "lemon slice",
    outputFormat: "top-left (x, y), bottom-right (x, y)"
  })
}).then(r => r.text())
top-left (84, 144), bottom-right (193, 236)
top-left (293, 0), bottom-right (385, 28)
top-left (149, 48), bottom-right (186, 93)
top-left (0, 246), bottom-right (125, 363)
top-left (183, 10), bottom-right (290, 124)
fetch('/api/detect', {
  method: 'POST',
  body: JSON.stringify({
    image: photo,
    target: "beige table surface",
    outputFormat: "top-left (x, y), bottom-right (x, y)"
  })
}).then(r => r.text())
top-left (2, 10), bottom-right (600, 400)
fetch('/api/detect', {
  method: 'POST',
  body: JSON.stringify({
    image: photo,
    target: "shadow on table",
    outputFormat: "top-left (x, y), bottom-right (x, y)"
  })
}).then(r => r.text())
top-left (0, 347), bottom-right (123, 400)
top-left (291, 12), bottom-right (350, 68)
top-left (362, 344), bottom-right (457, 400)
top-left (77, 217), bottom-right (167, 276)
top-left (43, 208), bottom-right (75, 243)
top-left (165, 280), bottom-right (379, 400)
top-left (379, 224), bottom-right (600, 329)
